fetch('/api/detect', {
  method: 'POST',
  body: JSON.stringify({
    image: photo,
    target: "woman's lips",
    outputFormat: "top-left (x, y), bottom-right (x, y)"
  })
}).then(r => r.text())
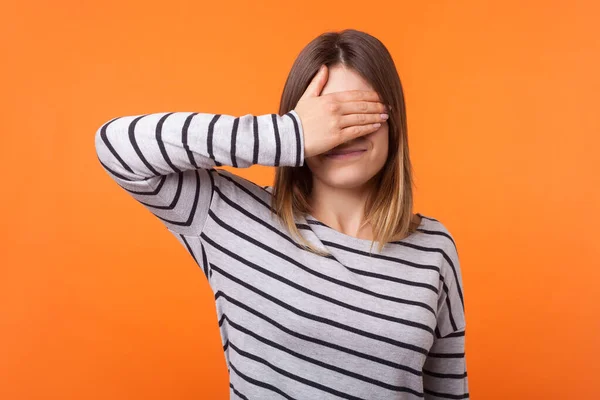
top-left (324, 150), bottom-right (367, 160)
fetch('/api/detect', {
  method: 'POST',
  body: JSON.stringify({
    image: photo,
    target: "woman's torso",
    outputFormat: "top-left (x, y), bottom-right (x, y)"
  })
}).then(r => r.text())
top-left (196, 169), bottom-right (453, 398)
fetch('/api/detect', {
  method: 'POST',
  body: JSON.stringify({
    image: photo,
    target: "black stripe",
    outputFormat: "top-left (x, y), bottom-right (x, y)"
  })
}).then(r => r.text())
top-left (97, 157), bottom-right (133, 181)
top-left (443, 330), bottom-right (465, 338)
top-left (304, 220), bottom-right (325, 227)
top-left (285, 111), bottom-right (302, 166)
top-left (423, 388), bottom-right (469, 399)
top-left (415, 213), bottom-right (459, 259)
top-left (422, 368), bottom-right (467, 379)
top-left (207, 262), bottom-right (430, 355)
top-left (138, 173), bottom-right (183, 209)
top-left (231, 117), bottom-right (239, 167)
top-left (153, 170), bottom-right (200, 227)
top-left (443, 283), bottom-right (458, 332)
top-left (180, 234), bottom-right (207, 279)
top-left (227, 341), bottom-right (368, 400)
top-left (320, 238), bottom-right (440, 273)
top-left (390, 240), bottom-right (464, 311)
top-left (206, 168), bottom-right (215, 213)
top-left (99, 117), bottom-right (135, 174)
top-left (182, 112), bottom-right (199, 168)
top-left (201, 242), bottom-right (211, 279)
top-left (155, 112), bottom-right (181, 173)
top-left (252, 116), bottom-right (259, 164)
top-left (215, 291), bottom-right (422, 376)
top-left (211, 186), bottom-right (436, 314)
top-left (206, 212), bottom-right (434, 336)
top-left (229, 361), bottom-right (297, 400)
top-left (342, 264), bottom-right (439, 294)
top-left (127, 115), bottom-right (160, 176)
top-left (207, 114), bottom-right (222, 167)
top-left (416, 213), bottom-right (458, 256)
top-left (220, 313), bottom-right (424, 395)
top-left (271, 114), bottom-right (281, 166)
top-left (229, 383), bottom-right (249, 400)
top-left (415, 228), bottom-right (456, 249)
top-left (427, 351), bottom-right (465, 359)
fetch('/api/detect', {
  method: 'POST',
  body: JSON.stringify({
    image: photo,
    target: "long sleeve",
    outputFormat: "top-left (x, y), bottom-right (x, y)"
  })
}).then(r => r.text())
top-left (94, 110), bottom-right (304, 238)
top-left (422, 239), bottom-right (469, 399)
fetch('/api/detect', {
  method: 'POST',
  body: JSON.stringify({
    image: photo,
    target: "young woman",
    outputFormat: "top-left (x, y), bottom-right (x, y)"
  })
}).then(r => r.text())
top-left (95, 29), bottom-right (468, 400)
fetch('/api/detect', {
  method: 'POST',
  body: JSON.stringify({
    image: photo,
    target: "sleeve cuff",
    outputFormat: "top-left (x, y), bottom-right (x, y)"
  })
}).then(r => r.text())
top-left (284, 109), bottom-right (305, 167)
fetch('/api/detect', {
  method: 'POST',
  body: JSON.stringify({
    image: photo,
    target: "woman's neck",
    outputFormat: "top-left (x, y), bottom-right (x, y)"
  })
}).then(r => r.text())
top-left (307, 177), bottom-right (376, 240)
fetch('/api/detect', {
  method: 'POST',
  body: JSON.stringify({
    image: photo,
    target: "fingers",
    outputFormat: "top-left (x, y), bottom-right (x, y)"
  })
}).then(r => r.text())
top-left (339, 123), bottom-right (382, 142)
top-left (327, 90), bottom-right (388, 115)
top-left (300, 65), bottom-right (329, 99)
top-left (337, 100), bottom-right (388, 116)
top-left (329, 89), bottom-right (384, 105)
top-left (338, 112), bottom-right (389, 129)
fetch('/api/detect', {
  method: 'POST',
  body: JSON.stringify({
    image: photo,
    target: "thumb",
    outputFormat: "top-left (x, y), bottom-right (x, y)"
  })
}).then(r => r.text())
top-left (301, 64), bottom-right (328, 99)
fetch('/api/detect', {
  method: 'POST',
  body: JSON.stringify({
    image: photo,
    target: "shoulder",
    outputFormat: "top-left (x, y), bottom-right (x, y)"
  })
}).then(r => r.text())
top-left (419, 214), bottom-right (467, 327)
top-left (417, 213), bottom-right (457, 251)
top-left (416, 213), bottom-right (461, 279)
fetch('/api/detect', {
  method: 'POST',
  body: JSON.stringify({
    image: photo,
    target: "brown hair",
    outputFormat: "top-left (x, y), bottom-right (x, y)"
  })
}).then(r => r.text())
top-left (271, 29), bottom-right (418, 256)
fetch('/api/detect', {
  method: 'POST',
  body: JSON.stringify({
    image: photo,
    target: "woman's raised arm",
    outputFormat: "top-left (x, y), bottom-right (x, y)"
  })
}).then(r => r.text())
top-left (94, 110), bottom-right (304, 237)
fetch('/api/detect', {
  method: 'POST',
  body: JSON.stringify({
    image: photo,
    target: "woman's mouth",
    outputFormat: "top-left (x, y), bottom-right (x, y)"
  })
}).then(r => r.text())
top-left (324, 150), bottom-right (367, 160)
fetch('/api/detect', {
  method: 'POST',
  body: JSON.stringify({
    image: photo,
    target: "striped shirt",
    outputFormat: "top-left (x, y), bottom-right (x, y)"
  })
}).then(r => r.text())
top-left (94, 109), bottom-right (469, 399)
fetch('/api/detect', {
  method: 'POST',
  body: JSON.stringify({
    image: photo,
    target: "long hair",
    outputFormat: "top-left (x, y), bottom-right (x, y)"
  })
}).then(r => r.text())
top-left (271, 29), bottom-right (417, 255)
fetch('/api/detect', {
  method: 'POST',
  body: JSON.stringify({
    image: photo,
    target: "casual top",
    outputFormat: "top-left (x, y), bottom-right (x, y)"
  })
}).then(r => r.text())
top-left (94, 109), bottom-right (469, 400)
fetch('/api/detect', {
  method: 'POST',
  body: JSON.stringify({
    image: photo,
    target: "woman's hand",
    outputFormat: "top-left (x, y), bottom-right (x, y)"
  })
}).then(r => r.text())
top-left (293, 64), bottom-right (389, 159)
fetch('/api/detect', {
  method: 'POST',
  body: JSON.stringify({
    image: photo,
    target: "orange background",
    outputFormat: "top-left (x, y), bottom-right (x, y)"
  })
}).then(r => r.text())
top-left (1, 1), bottom-right (599, 399)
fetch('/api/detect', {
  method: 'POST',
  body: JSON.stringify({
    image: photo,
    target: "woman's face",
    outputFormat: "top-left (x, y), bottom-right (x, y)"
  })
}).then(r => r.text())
top-left (305, 64), bottom-right (389, 190)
